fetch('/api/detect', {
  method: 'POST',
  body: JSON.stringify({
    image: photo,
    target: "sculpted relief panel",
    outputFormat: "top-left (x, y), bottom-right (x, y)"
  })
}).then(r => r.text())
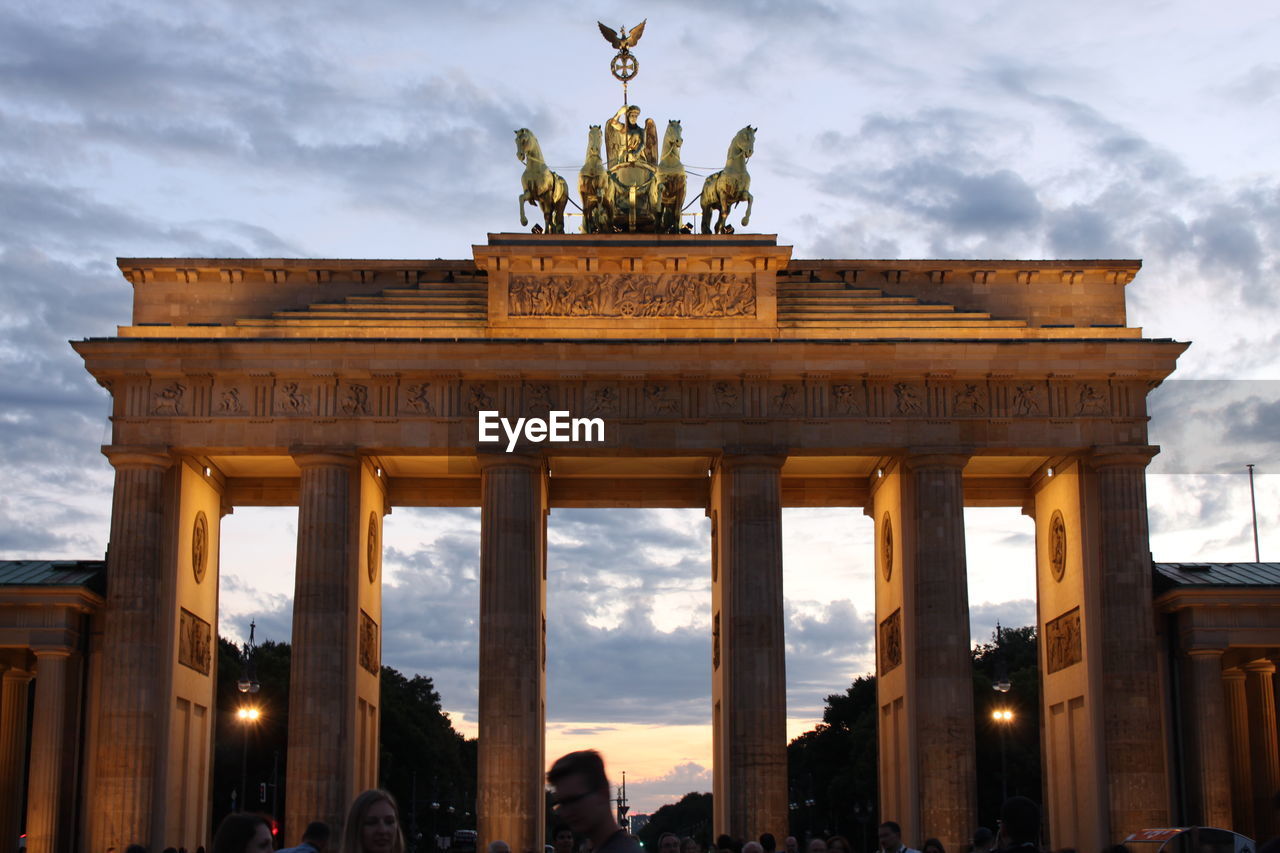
top-left (507, 273), bottom-right (756, 318)
top-left (178, 608), bottom-right (212, 676)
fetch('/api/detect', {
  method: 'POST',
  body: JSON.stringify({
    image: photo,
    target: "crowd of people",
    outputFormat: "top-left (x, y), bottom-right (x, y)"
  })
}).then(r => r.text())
top-left (197, 749), bottom-right (1073, 853)
top-left (208, 788), bottom-right (404, 853)
top-left (642, 794), bottom-right (1044, 853)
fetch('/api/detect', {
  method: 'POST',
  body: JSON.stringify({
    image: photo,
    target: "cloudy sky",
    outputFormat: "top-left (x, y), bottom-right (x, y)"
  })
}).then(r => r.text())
top-left (2, 1), bottom-right (1278, 813)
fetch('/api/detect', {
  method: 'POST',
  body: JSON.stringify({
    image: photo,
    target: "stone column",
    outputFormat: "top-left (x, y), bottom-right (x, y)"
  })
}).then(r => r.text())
top-left (711, 455), bottom-right (787, 841)
top-left (905, 453), bottom-right (975, 853)
top-left (25, 648), bottom-right (71, 853)
top-left (91, 448), bottom-right (173, 851)
top-left (1222, 668), bottom-right (1253, 835)
top-left (1181, 649), bottom-right (1232, 828)
top-left (287, 452), bottom-right (360, 835)
top-left (0, 666), bottom-right (32, 851)
top-left (1089, 448), bottom-right (1168, 837)
top-left (477, 454), bottom-right (547, 853)
top-left (1243, 658), bottom-right (1280, 840)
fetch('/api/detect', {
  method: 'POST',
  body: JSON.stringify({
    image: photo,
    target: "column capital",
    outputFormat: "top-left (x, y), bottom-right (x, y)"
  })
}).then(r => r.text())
top-left (1086, 445), bottom-right (1159, 470)
top-left (1241, 658), bottom-right (1277, 675)
top-left (30, 647), bottom-right (74, 660)
top-left (476, 452), bottom-right (546, 472)
top-left (1185, 647), bottom-right (1225, 659)
top-left (903, 448), bottom-right (971, 471)
top-left (717, 452), bottom-right (786, 471)
top-left (1, 668), bottom-right (33, 685)
top-left (291, 449), bottom-right (359, 469)
top-left (1222, 666), bottom-right (1246, 683)
top-left (101, 446), bottom-right (172, 471)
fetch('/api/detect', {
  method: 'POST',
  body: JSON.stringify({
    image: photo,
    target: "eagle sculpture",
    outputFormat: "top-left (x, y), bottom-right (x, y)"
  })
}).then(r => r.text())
top-left (598, 20), bottom-right (646, 50)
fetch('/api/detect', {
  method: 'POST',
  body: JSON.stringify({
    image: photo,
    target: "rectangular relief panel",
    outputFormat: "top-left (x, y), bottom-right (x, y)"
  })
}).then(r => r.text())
top-left (1045, 607), bottom-right (1083, 674)
top-left (178, 608), bottom-right (212, 676)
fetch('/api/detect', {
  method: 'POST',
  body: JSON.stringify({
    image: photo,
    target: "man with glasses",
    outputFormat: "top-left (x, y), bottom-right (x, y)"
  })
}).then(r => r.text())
top-left (548, 751), bottom-right (640, 853)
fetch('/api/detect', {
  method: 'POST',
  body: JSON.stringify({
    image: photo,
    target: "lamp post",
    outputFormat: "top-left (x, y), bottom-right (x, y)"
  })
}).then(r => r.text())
top-left (235, 621), bottom-right (261, 811)
top-left (237, 705), bottom-right (261, 808)
top-left (991, 709), bottom-right (1014, 802)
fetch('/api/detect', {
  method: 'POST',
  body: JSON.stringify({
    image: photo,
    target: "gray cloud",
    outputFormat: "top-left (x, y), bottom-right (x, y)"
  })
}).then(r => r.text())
top-left (626, 760), bottom-right (713, 809)
top-left (970, 599), bottom-right (1036, 647)
top-left (1148, 381), bottom-right (1280, 475)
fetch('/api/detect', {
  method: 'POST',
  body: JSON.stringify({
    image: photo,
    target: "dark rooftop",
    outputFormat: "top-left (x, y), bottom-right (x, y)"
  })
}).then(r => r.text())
top-left (1154, 561), bottom-right (1280, 594)
top-left (0, 560), bottom-right (106, 593)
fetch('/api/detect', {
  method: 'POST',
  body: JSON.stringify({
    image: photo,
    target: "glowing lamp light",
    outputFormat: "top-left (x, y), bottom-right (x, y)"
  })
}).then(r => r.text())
top-left (991, 709), bottom-right (1014, 722)
top-left (237, 706), bottom-right (261, 721)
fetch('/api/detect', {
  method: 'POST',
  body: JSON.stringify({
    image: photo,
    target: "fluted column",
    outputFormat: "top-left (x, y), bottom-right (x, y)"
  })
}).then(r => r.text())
top-left (1089, 448), bottom-right (1168, 836)
top-left (1222, 668), bottom-right (1253, 834)
top-left (1244, 659), bottom-right (1280, 840)
top-left (477, 454), bottom-right (547, 853)
top-left (91, 448), bottom-right (173, 851)
top-left (1181, 649), bottom-right (1232, 828)
top-left (25, 648), bottom-right (71, 853)
top-left (287, 452), bottom-right (359, 836)
top-left (0, 667), bottom-right (33, 851)
top-left (712, 455), bottom-right (787, 842)
top-left (905, 452), bottom-right (975, 853)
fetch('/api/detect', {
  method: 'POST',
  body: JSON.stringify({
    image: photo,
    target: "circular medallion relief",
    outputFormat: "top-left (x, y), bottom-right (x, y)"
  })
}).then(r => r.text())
top-left (367, 512), bottom-right (380, 583)
top-left (880, 512), bottom-right (894, 582)
top-left (191, 511), bottom-right (209, 584)
top-left (1049, 510), bottom-right (1068, 582)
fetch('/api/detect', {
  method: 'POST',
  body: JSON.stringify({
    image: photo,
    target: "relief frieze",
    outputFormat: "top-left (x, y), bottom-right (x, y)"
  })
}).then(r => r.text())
top-left (771, 384), bottom-right (801, 415)
top-left (507, 273), bottom-right (756, 318)
top-left (1012, 383), bottom-right (1043, 416)
top-left (1045, 607), bottom-right (1082, 674)
top-left (1074, 383), bottom-right (1109, 415)
top-left (952, 383), bottom-right (987, 415)
top-left (466, 384), bottom-right (495, 414)
top-left (276, 381), bottom-right (311, 415)
top-left (178, 607), bottom-right (212, 676)
top-left (137, 376), bottom-right (1141, 424)
top-left (217, 387), bottom-right (245, 414)
top-left (831, 383), bottom-right (863, 415)
top-left (525, 383), bottom-right (554, 414)
top-left (153, 382), bottom-right (186, 415)
top-left (712, 381), bottom-right (741, 414)
top-left (587, 384), bottom-right (620, 416)
top-left (879, 608), bottom-right (902, 675)
top-left (644, 384), bottom-right (681, 416)
top-left (404, 382), bottom-right (434, 415)
top-left (340, 383), bottom-right (370, 416)
top-left (893, 382), bottom-right (923, 415)
top-left (359, 610), bottom-right (380, 675)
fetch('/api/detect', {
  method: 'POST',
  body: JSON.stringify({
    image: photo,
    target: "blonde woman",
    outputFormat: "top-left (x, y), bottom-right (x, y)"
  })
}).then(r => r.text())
top-left (341, 789), bottom-right (406, 853)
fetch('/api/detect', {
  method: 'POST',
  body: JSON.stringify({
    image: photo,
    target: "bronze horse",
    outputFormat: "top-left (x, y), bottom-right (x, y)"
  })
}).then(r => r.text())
top-left (655, 120), bottom-right (686, 234)
top-left (699, 125), bottom-right (755, 234)
top-left (516, 127), bottom-right (568, 234)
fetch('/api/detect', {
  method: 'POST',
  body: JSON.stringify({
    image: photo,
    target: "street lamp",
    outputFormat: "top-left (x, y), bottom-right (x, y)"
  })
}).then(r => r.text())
top-left (236, 696), bottom-right (261, 804)
top-left (992, 622), bottom-right (1011, 694)
top-left (991, 708), bottom-right (1015, 801)
top-left (237, 705), bottom-right (261, 809)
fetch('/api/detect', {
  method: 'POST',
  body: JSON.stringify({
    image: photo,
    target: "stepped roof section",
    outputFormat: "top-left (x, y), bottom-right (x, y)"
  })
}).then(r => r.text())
top-left (109, 233), bottom-right (1158, 342)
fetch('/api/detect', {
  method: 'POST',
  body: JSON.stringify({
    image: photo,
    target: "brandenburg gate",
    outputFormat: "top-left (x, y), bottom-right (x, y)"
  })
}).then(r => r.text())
top-left (73, 233), bottom-right (1185, 852)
